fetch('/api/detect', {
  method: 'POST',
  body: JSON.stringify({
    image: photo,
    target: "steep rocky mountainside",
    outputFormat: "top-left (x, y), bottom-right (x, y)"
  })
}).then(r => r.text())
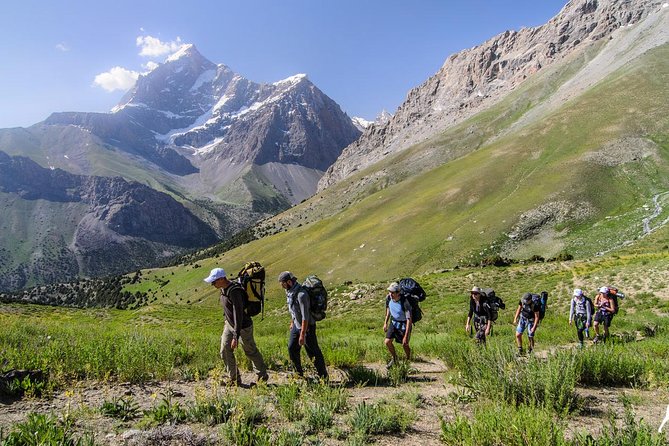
top-left (319, 0), bottom-right (665, 190)
top-left (0, 151), bottom-right (217, 291)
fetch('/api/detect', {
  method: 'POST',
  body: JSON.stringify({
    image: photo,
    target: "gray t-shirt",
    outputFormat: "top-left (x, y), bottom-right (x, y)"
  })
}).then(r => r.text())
top-left (286, 281), bottom-right (315, 326)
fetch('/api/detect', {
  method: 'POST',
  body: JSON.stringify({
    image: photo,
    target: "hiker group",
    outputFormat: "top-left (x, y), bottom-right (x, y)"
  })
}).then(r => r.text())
top-left (466, 285), bottom-right (624, 354)
top-left (204, 263), bottom-right (329, 387)
top-left (203, 262), bottom-right (624, 385)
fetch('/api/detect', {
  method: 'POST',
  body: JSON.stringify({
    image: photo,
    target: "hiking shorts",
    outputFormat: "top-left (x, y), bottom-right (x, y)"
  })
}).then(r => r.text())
top-left (594, 311), bottom-right (613, 327)
top-left (516, 317), bottom-right (536, 338)
top-left (386, 322), bottom-right (409, 344)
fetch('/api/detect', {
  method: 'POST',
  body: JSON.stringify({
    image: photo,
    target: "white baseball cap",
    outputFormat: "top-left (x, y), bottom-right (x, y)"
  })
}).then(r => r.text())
top-left (573, 288), bottom-right (583, 297)
top-left (204, 268), bottom-right (226, 283)
top-left (387, 282), bottom-right (400, 293)
top-left (471, 286), bottom-right (482, 293)
top-left (599, 286), bottom-right (609, 294)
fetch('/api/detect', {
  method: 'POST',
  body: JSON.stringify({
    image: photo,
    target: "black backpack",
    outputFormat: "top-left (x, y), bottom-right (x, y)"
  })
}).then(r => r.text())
top-left (302, 275), bottom-right (328, 321)
top-left (481, 288), bottom-right (505, 322)
top-left (236, 262), bottom-right (265, 318)
top-left (398, 277), bottom-right (426, 323)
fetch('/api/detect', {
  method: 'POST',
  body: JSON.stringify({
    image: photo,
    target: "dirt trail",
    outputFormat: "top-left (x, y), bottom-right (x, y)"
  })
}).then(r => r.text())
top-left (1, 358), bottom-right (667, 445)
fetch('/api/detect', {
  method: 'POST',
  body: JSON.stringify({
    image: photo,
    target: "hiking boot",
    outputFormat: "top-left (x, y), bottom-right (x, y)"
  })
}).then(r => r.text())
top-left (257, 372), bottom-right (269, 384)
top-left (528, 348), bottom-right (533, 354)
top-left (386, 358), bottom-right (396, 369)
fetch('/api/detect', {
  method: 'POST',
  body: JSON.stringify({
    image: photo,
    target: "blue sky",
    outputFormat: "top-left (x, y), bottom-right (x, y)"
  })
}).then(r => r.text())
top-left (0, 0), bottom-right (567, 128)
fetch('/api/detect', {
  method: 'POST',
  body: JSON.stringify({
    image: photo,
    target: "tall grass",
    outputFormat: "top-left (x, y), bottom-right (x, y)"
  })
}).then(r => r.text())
top-left (454, 346), bottom-right (579, 414)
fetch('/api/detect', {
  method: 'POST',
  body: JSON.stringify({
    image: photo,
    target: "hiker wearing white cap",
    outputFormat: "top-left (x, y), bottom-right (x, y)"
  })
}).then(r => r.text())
top-left (569, 289), bottom-right (592, 348)
top-left (593, 286), bottom-right (616, 343)
top-left (204, 267), bottom-right (268, 386)
top-left (383, 282), bottom-right (413, 368)
top-left (465, 286), bottom-right (492, 344)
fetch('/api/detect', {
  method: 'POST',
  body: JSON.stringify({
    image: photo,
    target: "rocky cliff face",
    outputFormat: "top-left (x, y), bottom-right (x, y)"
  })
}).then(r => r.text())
top-left (0, 151), bottom-right (217, 290)
top-left (319, 0), bottom-right (663, 190)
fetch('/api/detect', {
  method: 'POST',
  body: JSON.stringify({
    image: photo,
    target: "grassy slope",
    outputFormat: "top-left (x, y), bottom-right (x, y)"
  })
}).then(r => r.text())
top-left (179, 44), bottom-right (669, 288)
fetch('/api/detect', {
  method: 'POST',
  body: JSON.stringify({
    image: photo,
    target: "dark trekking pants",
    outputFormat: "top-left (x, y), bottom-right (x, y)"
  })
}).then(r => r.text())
top-left (288, 324), bottom-right (328, 379)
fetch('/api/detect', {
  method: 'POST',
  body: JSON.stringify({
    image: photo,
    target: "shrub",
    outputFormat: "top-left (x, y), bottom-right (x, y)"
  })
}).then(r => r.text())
top-left (187, 394), bottom-right (235, 425)
top-left (274, 382), bottom-right (303, 421)
top-left (440, 402), bottom-right (565, 445)
top-left (1, 412), bottom-right (94, 446)
top-left (100, 396), bottom-right (140, 421)
top-left (345, 365), bottom-right (386, 387)
top-left (349, 400), bottom-right (414, 440)
top-left (387, 360), bottom-right (414, 387)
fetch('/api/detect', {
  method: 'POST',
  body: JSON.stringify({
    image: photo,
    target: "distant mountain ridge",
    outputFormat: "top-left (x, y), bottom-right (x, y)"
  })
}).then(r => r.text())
top-left (0, 46), bottom-right (360, 290)
top-left (319, 0), bottom-right (666, 190)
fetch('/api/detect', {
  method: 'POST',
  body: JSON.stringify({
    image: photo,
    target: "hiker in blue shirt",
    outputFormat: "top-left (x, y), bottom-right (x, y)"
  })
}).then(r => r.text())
top-left (569, 288), bottom-right (592, 348)
top-left (383, 282), bottom-right (412, 369)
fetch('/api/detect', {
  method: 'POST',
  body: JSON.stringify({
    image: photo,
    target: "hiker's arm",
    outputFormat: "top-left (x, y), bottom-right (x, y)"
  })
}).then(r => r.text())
top-left (403, 317), bottom-right (411, 345)
top-left (586, 301), bottom-right (592, 327)
top-left (298, 291), bottom-right (310, 345)
top-left (485, 319), bottom-right (491, 336)
top-left (609, 298), bottom-right (616, 314)
top-left (531, 311), bottom-right (540, 332)
top-left (231, 289), bottom-right (245, 340)
top-left (383, 307), bottom-right (390, 331)
top-left (569, 299), bottom-right (574, 324)
top-left (513, 306), bottom-right (521, 324)
top-left (466, 300), bottom-right (473, 330)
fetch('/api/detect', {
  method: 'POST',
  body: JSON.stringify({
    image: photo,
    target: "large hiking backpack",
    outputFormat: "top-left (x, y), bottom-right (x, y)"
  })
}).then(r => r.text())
top-left (236, 262), bottom-right (265, 318)
top-left (482, 287), bottom-right (505, 322)
top-left (534, 291), bottom-right (548, 320)
top-left (398, 277), bottom-right (425, 323)
top-left (302, 275), bottom-right (328, 321)
top-left (607, 287), bottom-right (625, 315)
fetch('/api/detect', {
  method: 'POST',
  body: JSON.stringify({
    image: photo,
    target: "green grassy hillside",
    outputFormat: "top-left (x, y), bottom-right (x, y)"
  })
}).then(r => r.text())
top-left (185, 44), bottom-right (669, 287)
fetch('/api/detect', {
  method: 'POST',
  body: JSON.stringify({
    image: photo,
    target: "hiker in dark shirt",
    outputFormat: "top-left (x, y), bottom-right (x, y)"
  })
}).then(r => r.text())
top-left (204, 268), bottom-right (268, 386)
top-left (465, 286), bottom-right (492, 344)
top-left (513, 293), bottom-right (540, 354)
top-left (593, 286), bottom-right (616, 343)
top-left (279, 271), bottom-right (328, 380)
top-left (383, 282), bottom-right (412, 368)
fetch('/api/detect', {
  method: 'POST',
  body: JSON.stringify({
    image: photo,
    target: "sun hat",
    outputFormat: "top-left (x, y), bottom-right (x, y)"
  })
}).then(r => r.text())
top-left (573, 288), bottom-right (583, 297)
top-left (204, 268), bottom-right (226, 283)
top-left (387, 282), bottom-right (400, 293)
top-left (599, 286), bottom-right (609, 294)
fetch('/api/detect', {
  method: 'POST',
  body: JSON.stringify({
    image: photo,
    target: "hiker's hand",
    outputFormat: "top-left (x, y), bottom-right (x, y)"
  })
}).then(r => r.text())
top-left (231, 338), bottom-right (238, 350)
top-left (569, 320), bottom-right (572, 326)
top-left (465, 324), bottom-right (470, 333)
top-left (383, 323), bottom-right (387, 332)
top-left (289, 322), bottom-right (293, 330)
top-left (299, 333), bottom-right (306, 346)
top-left (586, 323), bottom-right (590, 328)
top-left (485, 327), bottom-right (490, 336)
top-left (402, 336), bottom-right (409, 346)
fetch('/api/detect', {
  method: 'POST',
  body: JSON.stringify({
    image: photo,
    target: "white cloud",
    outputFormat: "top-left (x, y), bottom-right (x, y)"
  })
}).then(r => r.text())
top-left (142, 61), bottom-right (160, 72)
top-left (55, 42), bottom-right (69, 52)
top-left (93, 66), bottom-right (139, 92)
top-left (136, 35), bottom-right (184, 57)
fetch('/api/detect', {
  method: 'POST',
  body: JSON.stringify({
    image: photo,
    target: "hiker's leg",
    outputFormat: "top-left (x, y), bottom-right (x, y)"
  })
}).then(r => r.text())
top-left (239, 324), bottom-right (268, 378)
top-left (304, 325), bottom-right (328, 379)
top-left (402, 343), bottom-right (411, 360)
top-left (221, 323), bottom-right (240, 383)
top-left (593, 320), bottom-right (600, 335)
top-left (287, 326), bottom-right (303, 375)
top-left (385, 337), bottom-right (397, 359)
top-left (577, 327), bottom-right (585, 344)
top-left (515, 319), bottom-right (525, 349)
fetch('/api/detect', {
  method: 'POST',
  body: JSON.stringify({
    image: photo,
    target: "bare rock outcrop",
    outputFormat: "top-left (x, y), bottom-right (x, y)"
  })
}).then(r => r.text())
top-left (319, 0), bottom-right (664, 191)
